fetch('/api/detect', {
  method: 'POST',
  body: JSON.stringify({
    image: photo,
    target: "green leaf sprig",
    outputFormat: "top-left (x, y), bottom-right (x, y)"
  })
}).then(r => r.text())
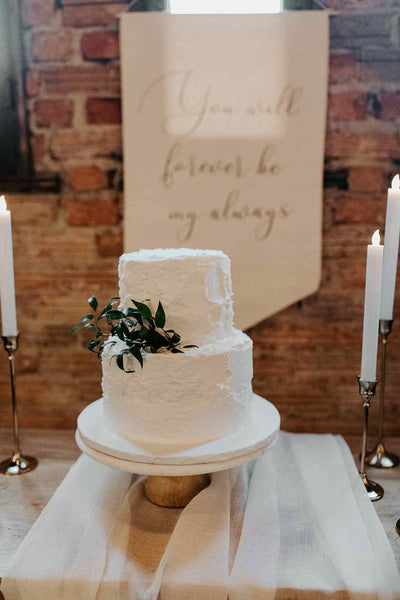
top-left (72, 296), bottom-right (197, 373)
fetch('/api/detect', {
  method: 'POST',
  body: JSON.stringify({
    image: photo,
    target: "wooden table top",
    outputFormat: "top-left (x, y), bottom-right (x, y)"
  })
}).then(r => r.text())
top-left (0, 429), bottom-right (399, 577)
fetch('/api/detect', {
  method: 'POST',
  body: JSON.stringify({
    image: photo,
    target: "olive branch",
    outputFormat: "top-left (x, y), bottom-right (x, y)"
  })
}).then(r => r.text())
top-left (72, 296), bottom-right (197, 373)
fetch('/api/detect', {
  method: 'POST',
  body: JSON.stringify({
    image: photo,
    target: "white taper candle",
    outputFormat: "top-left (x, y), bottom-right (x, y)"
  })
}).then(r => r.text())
top-left (360, 229), bottom-right (383, 382)
top-left (0, 196), bottom-right (18, 336)
top-left (380, 174), bottom-right (400, 320)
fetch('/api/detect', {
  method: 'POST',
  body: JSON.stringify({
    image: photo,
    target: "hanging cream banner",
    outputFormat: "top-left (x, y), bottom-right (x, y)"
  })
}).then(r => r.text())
top-left (121, 12), bottom-right (329, 330)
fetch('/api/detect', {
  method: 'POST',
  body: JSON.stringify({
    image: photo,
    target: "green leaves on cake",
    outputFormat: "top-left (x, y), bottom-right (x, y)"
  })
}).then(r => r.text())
top-left (72, 296), bottom-right (197, 373)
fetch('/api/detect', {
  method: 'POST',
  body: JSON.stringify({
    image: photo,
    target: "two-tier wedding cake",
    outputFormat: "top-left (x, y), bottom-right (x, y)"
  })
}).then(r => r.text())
top-left (101, 248), bottom-right (254, 449)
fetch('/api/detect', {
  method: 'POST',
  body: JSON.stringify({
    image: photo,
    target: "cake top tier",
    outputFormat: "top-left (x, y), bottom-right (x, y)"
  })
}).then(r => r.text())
top-left (124, 248), bottom-right (225, 261)
top-left (118, 248), bottom-right (234, 346)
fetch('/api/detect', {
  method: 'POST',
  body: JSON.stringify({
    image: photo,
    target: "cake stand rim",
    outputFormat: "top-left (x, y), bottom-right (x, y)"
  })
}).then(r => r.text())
top-left (75, 428), bottom-right (278, 476)
top-left (77, 394), bottom-right (280, 465)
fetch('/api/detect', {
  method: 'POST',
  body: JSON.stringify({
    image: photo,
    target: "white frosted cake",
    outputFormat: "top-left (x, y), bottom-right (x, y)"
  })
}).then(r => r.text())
top-left (101, 248), bottom-right (254, 448)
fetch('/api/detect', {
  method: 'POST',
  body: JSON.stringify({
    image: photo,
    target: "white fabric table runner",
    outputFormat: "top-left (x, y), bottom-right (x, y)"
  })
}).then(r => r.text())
top-left (2, 433), bottom-right (400, 599)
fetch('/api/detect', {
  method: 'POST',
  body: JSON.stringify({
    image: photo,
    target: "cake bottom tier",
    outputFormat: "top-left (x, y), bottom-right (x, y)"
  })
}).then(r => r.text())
top-left (101, 329), bottom-right (253, 448)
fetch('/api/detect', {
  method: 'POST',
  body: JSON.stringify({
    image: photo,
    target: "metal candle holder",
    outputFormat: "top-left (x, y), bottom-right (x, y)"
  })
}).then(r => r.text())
top-left (0, 335), bottom-right (38, 475)
top-left (365, 319), bottom-right (399, 468)
top-left (358, 378), bottom-right (384, 501)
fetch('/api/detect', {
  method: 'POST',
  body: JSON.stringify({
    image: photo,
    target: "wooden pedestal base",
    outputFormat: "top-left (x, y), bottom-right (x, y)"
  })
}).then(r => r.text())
top-left (144, 474), bottom-right (211, 508)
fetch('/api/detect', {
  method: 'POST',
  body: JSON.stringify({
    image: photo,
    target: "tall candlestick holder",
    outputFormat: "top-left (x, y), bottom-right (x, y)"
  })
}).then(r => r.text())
top-left (365, 319), bottom-right (399, 468)
top-left (0, 335), bottom-right (38, 475)
top-left (358, 378), bottom-right (383, 501)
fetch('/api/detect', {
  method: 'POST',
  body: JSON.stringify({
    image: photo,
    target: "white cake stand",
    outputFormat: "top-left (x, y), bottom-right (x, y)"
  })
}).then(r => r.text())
top-left (76, 394), bottom-right (280, 507)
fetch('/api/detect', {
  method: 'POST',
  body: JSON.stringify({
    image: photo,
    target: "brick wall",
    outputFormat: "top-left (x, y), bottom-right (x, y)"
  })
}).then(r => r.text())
top-left (1, 0), bottom-right (400, 435)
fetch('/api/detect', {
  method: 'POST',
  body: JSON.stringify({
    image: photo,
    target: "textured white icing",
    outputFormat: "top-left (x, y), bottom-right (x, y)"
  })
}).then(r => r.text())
top-left (118, 248), bottom-right (234, 346)
top-left (102, 330), bottom-right (253, 448)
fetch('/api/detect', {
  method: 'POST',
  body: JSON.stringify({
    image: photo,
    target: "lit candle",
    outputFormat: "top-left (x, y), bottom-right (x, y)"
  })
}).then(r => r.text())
top-left (360, 229), bottom-right (383, 382)
top-left (380, 174), bottom-right (400, 321)
top-left (0, 196), bottom-right (18, 336)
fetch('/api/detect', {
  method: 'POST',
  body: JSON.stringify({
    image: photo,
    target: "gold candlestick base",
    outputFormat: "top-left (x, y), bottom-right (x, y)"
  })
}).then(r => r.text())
top-left (360, 473), bottom-right (384, 502)
top-left (365, 441), bottom-right (399, 469)
top-left (0, 335), bottom-right (38, 476)
top-left (395, 519), bottom-right (400, 536)
top-left (0, 454), bottom-right (38, 476)
top-left (358, 378), bottom-right (384, 502)
top-left (366, 319), bottom-right (399, 469)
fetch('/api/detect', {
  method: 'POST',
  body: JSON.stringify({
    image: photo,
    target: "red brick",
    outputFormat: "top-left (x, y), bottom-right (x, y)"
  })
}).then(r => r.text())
top-left (360, 47), bottom-right (400, 63)
top-left (326, 130), bottom-right (400, 160)
top-left (34, 99), bottom-right (74, 128)
top-left (348, 166), bottom-right (384, 192)
top-left (334, 195), bottom-right (385, 224)
top-left (86, 97), bottom-right (121, 125)
top-left (63, 4), bottom-right (128, 27)
top-left (32, 30), bottom-right (73, 63)
top-left (358, 60), bottom-right (400, 84)
top-left (67, 199), bottom-right (119, 226)
top-left (81, 31), bottom-right (120, 61)
top-left (336, 259), bottom-right (366, 291)
top-left (50, 129), bottom-right (122, 160)
top-left (40, 65), bottom-right (120, 95)
top-left (380, 91), bottom-right (400, 121)
top-left (330, 13), bottom-right (392, 38)
top-left (7, 195), bottom-right (59, 226)
top-left (329, 52), bottom-right (358, 85)
top-left (68, 165), bottom-right (108, 192)
top-left (30, 134), bottom-right (48, 161)
top-left (23, 0), bottom-right (56, 27)
top-left (325, 0), bottom-right (381, 7)
top-left (323, 221), bottom-right (375, 261)
top-left (328, 91), bottom-right (367, 122)
top-left (17, 228), bottom-right (97, 264)
top-left (96, 229), bottom-right (123, 257)
top-left (26, 70), bottom-right (42, 97)
top-left (18, 349), bottom-right (40, 375)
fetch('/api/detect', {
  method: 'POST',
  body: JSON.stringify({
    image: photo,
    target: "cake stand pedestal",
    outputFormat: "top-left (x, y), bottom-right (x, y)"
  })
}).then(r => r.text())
top-left (76, 394), bottom-right (280, 507)
top-left (143, 474), bottom-right (210, 507)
